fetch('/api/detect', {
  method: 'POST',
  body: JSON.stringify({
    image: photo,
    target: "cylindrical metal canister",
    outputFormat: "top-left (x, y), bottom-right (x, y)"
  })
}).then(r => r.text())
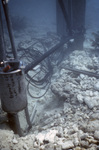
top-left (0, 69), bottom-right (27, 113)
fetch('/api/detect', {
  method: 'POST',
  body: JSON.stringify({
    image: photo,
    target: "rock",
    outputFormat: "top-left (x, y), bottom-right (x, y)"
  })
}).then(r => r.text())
top-left (77, 94), bottom-right (84, 103)
top-left (93, 91), bottom-right (99, 96)
top-left (69, 39), bottom-right (74, 43)
top-left (94, 81), bottom-right (99, 91)
top-left (44, 143), bottom-right (54, 150)
top-left (83, 114), bottom-right (89, 119)
top-left (23, 143), bottom-right (29, 150)
top-left (33, 141), bottom-right (39, 148)
top-left (74, 147), bottom-right (82, 150)
top-left (84, 96), bottom-right (98, 109)
top-left (90, 112), bottom-right (99, 119)
top-left (56, 127), bottom-right (63, 137)
top-left (68, 129), bottom-right (76, 135)
top-left (80, 74), bottom-right (85, 79)
top-left (58, 140), bottom-right (74, 149)
top-left (86, 137), bottom-right (98, 144)
top-left (89, 91), bottom-right (94, 97)
top-left (86, 120), bottom-right (99, 132)
top-left (63, 128), bottom-right (68, 134)
top-left (44, 130), bottom-right (58, 143)
top-left (54, 144), bottom-right (62, 150)
top-left (54, 113), bottom-right (61, 119)
top-left (73, 137), bottom-right (79, 146)
top-left (1, 149), bottom-right (10, 150)
top-left (90, 146), bottom-right (98, 150)
top-left (84, 96), bottom-right (92, 109)
top-left (77, 130), bottom-right (84, 137)
top-left (80, 133), bottom-right (88, 140)
top-left (40, 145), bottom-right (45, 150)
top-left (94, 130), bottom-right (99, 140)
top-left (36, 133), bottom-right (45, 144)
top-left (63, 85), bottom-right (71, 93)
top-left (80, 140), bottom-right (89, 148)
top-left (12, 138), bottom-right (18, 144)
top-left (60, 69), bottom-right (66, 76)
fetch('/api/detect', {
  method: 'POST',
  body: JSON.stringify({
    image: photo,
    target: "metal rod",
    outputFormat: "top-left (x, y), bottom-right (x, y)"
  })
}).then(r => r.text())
top-left (26, 103), bottom-right (37, 132)
top-left (7, 113), bottom-right (23, 136)
top-left (0, 2), bottom-right (6, 61)
top-left (1, 0), bottom-right (18, 60)
top-left (64, 66), bottom-right (99, 78)
top-left (58, 0), bottom-right (72, 35)
top-left (25, 106), bottom-right (32, 127)
top-left (24, 38), bottom-right (68, 74)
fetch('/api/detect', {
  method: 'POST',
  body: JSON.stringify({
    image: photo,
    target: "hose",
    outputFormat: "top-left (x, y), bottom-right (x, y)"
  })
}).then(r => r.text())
top-left (24, 37), bottom-right (68, 74)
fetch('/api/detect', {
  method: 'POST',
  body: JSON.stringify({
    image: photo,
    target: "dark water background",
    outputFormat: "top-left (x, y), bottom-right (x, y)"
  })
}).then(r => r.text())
top-left (1, 0), bottom-right (99, 35)
top-left (86, 0), bottom-right (99, 32)
top-left (8, 0), bottom-right (56, 32)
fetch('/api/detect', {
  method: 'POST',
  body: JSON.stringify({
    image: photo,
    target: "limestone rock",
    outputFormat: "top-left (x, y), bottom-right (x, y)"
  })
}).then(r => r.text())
top-left (84, 96), bottom-right (98, 109)
top-left (54, 144), bottom-right (62, 150)
top-left (12, 139), bottom-right (18, 144)
top-left (77, 94), bottom-right (84, 103)
top-left (73, 137), bottom-right (79, 146)
top-left (94, 130), bottom-right (99, 140)
top-left (90, 112), bottom-right (99, 119)
top-left (36, 133), bottom-right (45, 144)
top-left (61, 140), bottom-right (74, 149)
top-left (57, 140), bottom-right (74, 149)
top-left (86, 120), bottom-right (99, 132)
top-left (74, 147), bottom-right (82, 150)
top-left (1, 149), bottom-right (11, 150)
top-left (23, 143), bottom-right (29, 150)
top-left (33, 141), bottom-right (39, 148)
top-left (80, 140), bottom-right (89, 148)
top-left (44, 143), bottom-right (54, 150)
top-left (44, 130), bottom-right (58, 143)
top-left (80, 74), bottom-right (85, 79)
top-left (94, 81), bottom-right (99, 91)
top-left (40, 145), bottom-right (45, 150)
top-left (80, 133), bottom-right (88, 140)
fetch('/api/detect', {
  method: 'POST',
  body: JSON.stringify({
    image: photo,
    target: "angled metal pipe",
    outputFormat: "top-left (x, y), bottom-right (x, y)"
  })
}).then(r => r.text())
top-left (64, 66), bottom-right (99, 79)
top-left (58, 0), bottom-right (72, 35)
top-left (25, 38), bottom-right (68, 74)
top-left (0, 2), bottom-right (6, 61)
top-left (1, 0), bottom-right (18, 60)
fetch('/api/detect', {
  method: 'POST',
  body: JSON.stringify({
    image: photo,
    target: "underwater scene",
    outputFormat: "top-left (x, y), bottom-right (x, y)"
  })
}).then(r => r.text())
top-left (0, 0), bottom-right (99, 149)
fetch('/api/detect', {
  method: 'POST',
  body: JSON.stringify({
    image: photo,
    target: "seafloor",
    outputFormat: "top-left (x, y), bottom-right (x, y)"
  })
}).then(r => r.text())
top-left (0, 22), bottom-right (99, 150)
top-left (1, 0), bottom-right (99, 147)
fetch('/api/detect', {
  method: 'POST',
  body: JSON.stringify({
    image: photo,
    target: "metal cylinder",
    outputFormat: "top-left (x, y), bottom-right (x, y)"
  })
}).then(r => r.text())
top-left (0, 69), bottom-right (27, 113)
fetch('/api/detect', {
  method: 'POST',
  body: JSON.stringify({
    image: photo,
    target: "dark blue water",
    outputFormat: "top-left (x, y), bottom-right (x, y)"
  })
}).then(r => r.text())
top-left (8, 0), bottom-right (56, 30)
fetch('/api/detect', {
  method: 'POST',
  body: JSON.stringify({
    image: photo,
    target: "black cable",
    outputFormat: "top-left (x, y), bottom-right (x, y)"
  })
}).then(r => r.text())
top-left (27, 79), bottom-right (51, 99)
top-left (24, 38), bottom-right (67, 74)
top-left (18, 37), bottom-right (66, 99)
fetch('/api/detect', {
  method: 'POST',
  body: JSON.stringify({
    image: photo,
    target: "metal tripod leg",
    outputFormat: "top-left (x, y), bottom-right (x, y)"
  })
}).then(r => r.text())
top-left (24, 106), bottom-right (33, 133)
top-left (7, 113), bottom-right (23, 136)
